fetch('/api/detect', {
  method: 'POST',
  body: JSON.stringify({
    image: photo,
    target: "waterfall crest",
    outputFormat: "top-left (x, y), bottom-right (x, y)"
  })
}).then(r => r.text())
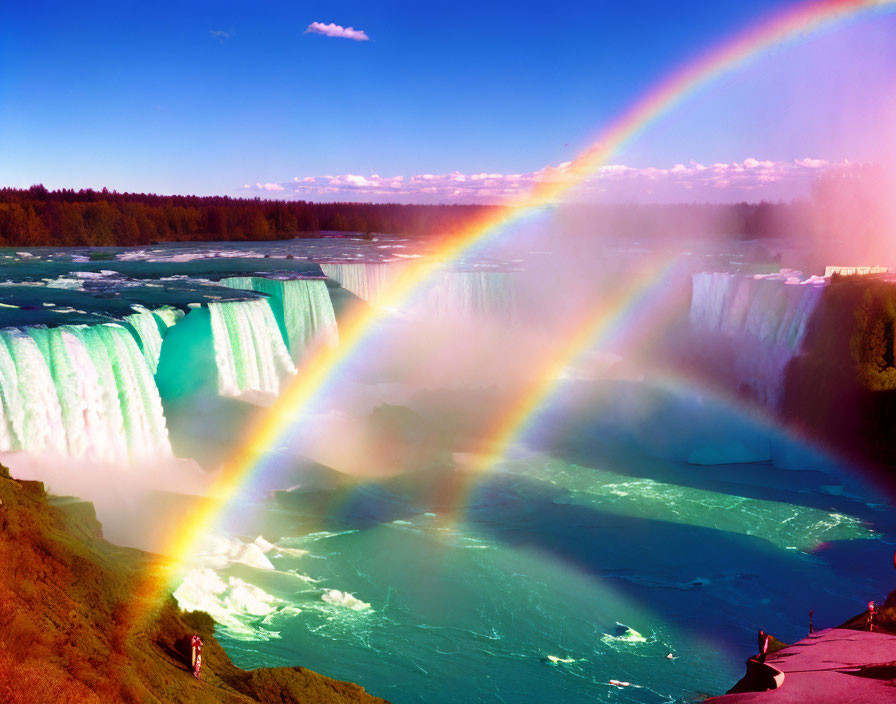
top-left (320, 262), bottom-right (406, 304)
top-left (208, 299), bottom-right (296, 398)
top-left (321, 263), bottom-right (516, 319)
top-left (126, 305), bottom-right (184, 375)
top-left (419, 270), bottom-right (518, 319)
top-left (222, 277), bottom-right (338, 360)
top-left (690, 272), bottom-right (824, 406)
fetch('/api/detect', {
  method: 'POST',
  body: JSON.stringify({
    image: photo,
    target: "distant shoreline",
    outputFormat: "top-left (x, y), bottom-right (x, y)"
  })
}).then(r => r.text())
top-left (0, 184), bottom-right (821, 247)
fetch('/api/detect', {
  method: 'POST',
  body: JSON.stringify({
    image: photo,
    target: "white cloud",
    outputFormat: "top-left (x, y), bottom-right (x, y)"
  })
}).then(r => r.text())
top-left (305, 21), bottom-right (369, 41)
top-left (242, 157), bottom-right (847, 204)
top-left (209, 30), bottom-right (231, 42)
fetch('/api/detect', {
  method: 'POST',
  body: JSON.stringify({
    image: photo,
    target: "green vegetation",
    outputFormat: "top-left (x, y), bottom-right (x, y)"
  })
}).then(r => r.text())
top-left (850, 284), bottom-right (896, 390)
top-left (0, 185), bottom-right (498, 246)
top-left (782, 277), bottom-right (896, 464)
top-left (0, 183), bottom-right (832, 247)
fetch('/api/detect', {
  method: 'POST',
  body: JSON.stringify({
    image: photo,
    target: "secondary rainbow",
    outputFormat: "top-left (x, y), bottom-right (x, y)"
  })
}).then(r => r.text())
top-left (460, 256), bottom-right (683, 473)
top-left (137, 0), bottom-right (896, 612)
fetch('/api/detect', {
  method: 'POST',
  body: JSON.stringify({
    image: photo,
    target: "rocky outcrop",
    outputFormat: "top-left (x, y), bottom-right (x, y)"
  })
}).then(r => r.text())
top-left (724, 657), bottom-right (786, 695)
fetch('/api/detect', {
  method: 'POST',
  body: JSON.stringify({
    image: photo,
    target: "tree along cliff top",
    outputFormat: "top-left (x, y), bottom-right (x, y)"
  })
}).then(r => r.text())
top-left (0, 464), bottom-right (390, 704)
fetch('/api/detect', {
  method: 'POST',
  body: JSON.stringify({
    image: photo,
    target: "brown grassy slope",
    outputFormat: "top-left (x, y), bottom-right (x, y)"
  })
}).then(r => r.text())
top-left (0, 466), bottom-right (389, 704)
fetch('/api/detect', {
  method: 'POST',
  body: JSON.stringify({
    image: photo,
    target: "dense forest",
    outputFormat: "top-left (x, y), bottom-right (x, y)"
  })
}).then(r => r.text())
top-left (0, 168), bottom-right (884, 247)
top-left (0, 186), bottom-right (501, 246)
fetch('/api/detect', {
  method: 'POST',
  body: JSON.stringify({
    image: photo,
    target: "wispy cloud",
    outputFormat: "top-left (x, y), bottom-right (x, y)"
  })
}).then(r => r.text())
top-left (305, 21), bottom-right (369, 41)
top-left (209, 30), bottom-right (231, 43)
top-left (241, 158), bottom-right (848, 204)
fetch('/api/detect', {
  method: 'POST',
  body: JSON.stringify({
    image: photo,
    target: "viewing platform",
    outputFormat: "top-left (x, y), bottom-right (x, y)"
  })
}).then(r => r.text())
top-left (824, 265), bottom-right (889, 277)
top-left (708, 628), bottom-right (896, 703)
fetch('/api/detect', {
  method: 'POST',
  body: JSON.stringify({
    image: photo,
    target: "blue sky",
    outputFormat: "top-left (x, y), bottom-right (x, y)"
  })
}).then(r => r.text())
top-left (2, 0), bottom-right (895, 202)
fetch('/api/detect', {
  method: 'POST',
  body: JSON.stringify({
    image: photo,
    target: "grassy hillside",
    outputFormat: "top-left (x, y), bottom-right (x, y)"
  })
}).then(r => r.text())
top-left (0, 465), bottom-right (389, 704)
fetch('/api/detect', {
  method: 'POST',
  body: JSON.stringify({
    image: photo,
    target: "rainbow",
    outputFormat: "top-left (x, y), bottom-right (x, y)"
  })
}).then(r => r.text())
top-left (138, 0), bottom-right (896, 613)
top-left (462, 256), bottom-right (684, 469)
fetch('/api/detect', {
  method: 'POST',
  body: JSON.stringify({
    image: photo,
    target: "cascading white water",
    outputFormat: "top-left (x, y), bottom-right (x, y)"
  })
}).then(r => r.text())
top-left (321, 263), bottom-right (517, 320)
top-left (126, 305), bottom-right (184, 375)
top-left (222, 277), bottom-right (338, 360)
top-left (320, 262), bottom-right (406, 304)
top-left (418, 270), bottom-right (518, 319)
top-left (690, 271), bottom-right (825, 406)
top-left (88, 324), bottom-right (172, 461)
top-left (0, 323), bottom-right (172, 462)
top-left (126, 309), bottom-right (163, 374)
top-left (0, 329), bottom-right (68, 455)
top-left (208, 299), bottom-right (296, 398)
top-left (153, 305), bottom-right (185, 329)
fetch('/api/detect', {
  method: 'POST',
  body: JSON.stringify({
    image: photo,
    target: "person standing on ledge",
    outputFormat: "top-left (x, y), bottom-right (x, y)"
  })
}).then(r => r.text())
top-left (757, 629), bottom-right (770, 663)
top-left (867, 601), bottom-right (876, 632)
top-left (191, 634), bottom-right (203, 679)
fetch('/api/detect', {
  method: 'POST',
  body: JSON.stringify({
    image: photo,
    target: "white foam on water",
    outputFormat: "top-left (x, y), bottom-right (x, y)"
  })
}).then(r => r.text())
top-left (498, 454), bottom-right (875, 551)
top-left (189, 534), bottom-right (276, 570)
top-left (172, 531), bottom-right (374, 641)
top-left (253, 536), bottom-right (276, 553)
top-left (173, 568), bottom-right (282, 641)
top-left (73, 270), bottom-right (115, 279)
top-left (286, 569), bottom-right (319, 583)
top-left (601, 624), bottom-right (648, 647)
top-left (321, 589), bottom-right (372, 611)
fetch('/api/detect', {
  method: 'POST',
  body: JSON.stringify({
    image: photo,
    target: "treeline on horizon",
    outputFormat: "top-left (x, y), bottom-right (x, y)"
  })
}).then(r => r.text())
top-left (0, 168), bottom-right (881, 247)
top-left (0, 185), bottom-right (501, 247)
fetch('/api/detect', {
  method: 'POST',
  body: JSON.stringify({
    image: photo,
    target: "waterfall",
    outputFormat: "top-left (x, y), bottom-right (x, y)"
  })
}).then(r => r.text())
top-left (420, 270), bottom-right (518, 319)
top-left (153, 305), bottom-right (185, 329)
top-left (84, 325), bottom-right (172, 461)
top-left (690, 272), bottom-right (825, 406)
top-left (320, 262), bottom-right (406, 304)
top-left (0, 323), bottom-right (171, 462)
top-left (208, 299), bottom-right (295, 398)
top-left (221, 277), bottom-right (338, 360)
top-left (125, 305), bottom-right (184, 374)
top-left (0, 329), bottom-right (67, 455)
top-left (321, 263), bottom-right (516, 319)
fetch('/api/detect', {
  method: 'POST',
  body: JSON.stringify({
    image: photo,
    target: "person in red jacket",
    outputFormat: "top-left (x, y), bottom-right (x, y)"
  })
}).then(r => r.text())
top-left (191, 634), bottom-right (203, 679)
top-left (757, 629), bottom-right (771, 663)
